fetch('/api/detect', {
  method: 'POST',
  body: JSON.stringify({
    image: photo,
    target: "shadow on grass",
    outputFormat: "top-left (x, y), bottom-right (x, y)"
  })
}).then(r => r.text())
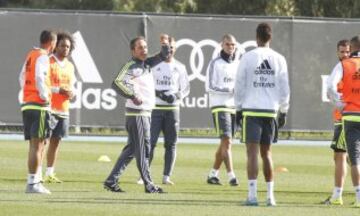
top-left (0, 197), bottom-right (351, 209)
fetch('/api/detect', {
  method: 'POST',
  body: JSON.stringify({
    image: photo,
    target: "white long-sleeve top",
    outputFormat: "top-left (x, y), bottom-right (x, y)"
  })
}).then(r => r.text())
top-left (206, 56), bottom-right (239, 108)
top-left (327, 62), bottom-right (343, 106)
top-left (152, 59), bottom-right (190, 106)
top-left (19, 48), bottom-right (50, 103)
top-left (234, 47), bottom-right (290, 114)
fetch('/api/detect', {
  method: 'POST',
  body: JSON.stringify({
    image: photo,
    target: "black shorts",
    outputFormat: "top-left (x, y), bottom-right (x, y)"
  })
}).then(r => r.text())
top-left (22, 109), bottom-right (50, 140)
top-left (330, 123), bottom-right (346, 152)
top-left (343, 119), bottom-right (360, 165)
top-left (241, 116), bottom-right (276, 145)
top-left (212, 110), bottom-right (235, 139)
top-left (50, 115), bottom-right (69, 139)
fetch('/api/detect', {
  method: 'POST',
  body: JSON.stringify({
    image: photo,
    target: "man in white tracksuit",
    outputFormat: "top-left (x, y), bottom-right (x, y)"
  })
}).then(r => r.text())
top-left (234, 23), bottom-right (290, 206)
top-left (206, 34), bottom-right (239, 186)
top-left (149, 36), bottom-right (190, 185)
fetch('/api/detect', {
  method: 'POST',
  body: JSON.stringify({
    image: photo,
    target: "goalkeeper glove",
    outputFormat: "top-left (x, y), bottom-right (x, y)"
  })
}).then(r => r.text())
top-left (235, 111), bottom-right (243, 127)
top-left (155, 90), bottom-right (169, 101)
top-left (277, 112), bottom-right (287, 129)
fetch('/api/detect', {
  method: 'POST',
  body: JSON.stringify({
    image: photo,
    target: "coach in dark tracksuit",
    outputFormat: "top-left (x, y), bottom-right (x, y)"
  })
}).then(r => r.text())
top-left (104, 36), bottom-right (169, 193)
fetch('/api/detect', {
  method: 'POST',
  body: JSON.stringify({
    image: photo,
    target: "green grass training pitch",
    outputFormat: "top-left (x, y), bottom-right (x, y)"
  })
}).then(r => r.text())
top-left (0, 140), bottom-right (358, 215)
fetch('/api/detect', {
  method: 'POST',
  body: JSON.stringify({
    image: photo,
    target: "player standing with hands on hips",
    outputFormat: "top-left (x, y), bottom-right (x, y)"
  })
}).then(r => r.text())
top-left (235, 23), bottom-right (290, 206)
top-left (104, 36), bottom-right (170, 193)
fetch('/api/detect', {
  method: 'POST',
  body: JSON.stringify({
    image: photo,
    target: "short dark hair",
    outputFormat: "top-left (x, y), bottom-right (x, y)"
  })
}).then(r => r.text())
top-left (40, 30), bottom-right (57, 44)
top-left (337, 39), bottom-right (350, 50)
top-left (56, 31), bottom-right (75, 52)
top-left (256, 23), bottom-right (272, 43)
top-left (222, 34), bottom-right (236, 42)
top-left (169, 36), bottom-right (176, 44)
top-left (130, 36), bottom-right (145, 50)
top-left (350, 35), bottom-right (360, 51)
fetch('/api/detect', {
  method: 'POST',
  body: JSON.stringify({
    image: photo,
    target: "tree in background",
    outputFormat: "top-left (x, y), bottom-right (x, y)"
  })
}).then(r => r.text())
top-left (112, 0), bottom-right (196, 13)
top-left (0, 0), bottom-right (113, 10)
top-left (1, 0), bottom-right (360, 18)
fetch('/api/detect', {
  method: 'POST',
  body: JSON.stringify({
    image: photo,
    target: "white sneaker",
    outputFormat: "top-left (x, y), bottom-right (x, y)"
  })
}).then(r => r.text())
top-left (266, 198), bottom-right (276, 206)
top-left (244, 197), bottom-right (258, 206)
top-left (136, 178), bottom-right (144, 185)
top-left (162, 178), bottom-right (174, 185)
top-left (25, 183), bottom-right (51, 194)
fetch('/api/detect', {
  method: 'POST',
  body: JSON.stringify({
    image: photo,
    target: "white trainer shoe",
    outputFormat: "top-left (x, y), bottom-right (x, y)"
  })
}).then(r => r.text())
top-left (244, 197), bottom-right (259, 206)
top-left (136, 177), bottom-right (144, 185)
top-left (162, 178), bottom-right (174, 185)
top-left (266, 198), bottom-right (277, 206)
top-left (25, 183), bottom-right (51, 194)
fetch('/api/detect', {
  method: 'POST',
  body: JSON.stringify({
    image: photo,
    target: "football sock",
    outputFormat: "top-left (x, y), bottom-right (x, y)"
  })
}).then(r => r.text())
top-left (248, 179), bottom-right (257, 199)
top-left (355, 185), bottom-right (360, 202)
top-left (46, 167), bottom-right (55, 176)
top-left (331, 187), bottom-right (343, 199)
top-left (267, 181), bottom-right (274, 199)
top-left (36, 166), bottom-right (42, 182)
top-left (27, 174), bottom-right (37, 184)
top-left (209, 169), bottom-right (219, 178)
top-left (227, 171), bottom-right (236, 181)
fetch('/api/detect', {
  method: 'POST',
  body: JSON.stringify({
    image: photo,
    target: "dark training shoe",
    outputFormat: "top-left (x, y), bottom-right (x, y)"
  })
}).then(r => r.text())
top-left (145, 185), bottom-right (166, 193)
top-left (229, 178), bottom-right (239, 186)
top-left (104, 181), bottom-right (125, 193)
top-left (207, 176), bottom-right (222, 185)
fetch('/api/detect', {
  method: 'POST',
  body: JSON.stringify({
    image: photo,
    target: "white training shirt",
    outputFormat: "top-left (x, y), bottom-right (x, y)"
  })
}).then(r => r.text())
top-left (234, 47), bottom-right (290, 113)
top-left (152, 59), bottom-right (190, 106)
top-left (205, 56), bottom-right (239, 108)
top-left (327, 62), bottom-right (343, 106)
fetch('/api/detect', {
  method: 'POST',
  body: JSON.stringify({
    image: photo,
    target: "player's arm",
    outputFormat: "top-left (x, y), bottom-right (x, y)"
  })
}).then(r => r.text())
top-left (327, 62), bottom-right (344, 108)
top-left (35, 54), bottom-right (50, 103)
top-left (18, 63), bottom-right (26, 104)
top-left (178, 65), bottom-right (190, 99)
top-left (206, 60), bottom-right (231, 93)
top-left (59, 63), bottom-right (76, 99)
top-left (278, 56), bottom-right (290, 114)
top-left (19, 63), bottom-right (25, 89)
top-left (234, 56), bottom-right (247, 111)
top-left (146, 44), bottom-right (171, 68)
top-left (112, 61), bottom-right (137, 99)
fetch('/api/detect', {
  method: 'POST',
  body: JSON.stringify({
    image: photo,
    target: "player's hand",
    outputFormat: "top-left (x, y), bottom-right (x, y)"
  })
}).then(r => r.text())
top-left (277, 112), bottom-right (287, 129)
top-left (335, 101), bottom-right (345, 110)
top-left (155, 90), bottom-right (169, 101)
top-left (236, 111), bottom-right (243, 127)
top-left (165, 94), bottom-right (175, 103)
top-left (131, 96), bottom-right (142, 105)
top-left (59, 87), bottom-right (73, 99)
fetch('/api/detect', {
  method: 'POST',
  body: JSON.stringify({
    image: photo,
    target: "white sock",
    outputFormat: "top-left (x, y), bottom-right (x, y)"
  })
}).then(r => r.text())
top-left (227, 171), bottom-right (236, 181)
top-left (355, 185), bottom-right (360, 202)
top-left (36, 166), bottom-right (42, 182)
top-left (267, 181), bottom-right (274, 200)
top-left (248, 179), bottom-right (257, 199)
top-left (209, 169), bottom-right (219, 178)
top-left (331, 187), bottom-right (343, 199)
top-left (46, 167), bottom-right (55, 176)
top-left (27, 174), bottom-right (37, 184)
